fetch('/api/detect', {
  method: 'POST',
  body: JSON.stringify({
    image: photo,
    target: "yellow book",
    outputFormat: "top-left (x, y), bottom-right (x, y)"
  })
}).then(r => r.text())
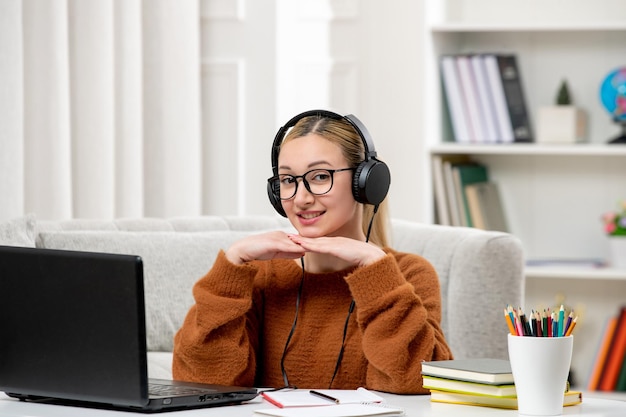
top-left (429, 389), bottom-right (582, 410)
top-left (422, 375), bottom-right (516, 397)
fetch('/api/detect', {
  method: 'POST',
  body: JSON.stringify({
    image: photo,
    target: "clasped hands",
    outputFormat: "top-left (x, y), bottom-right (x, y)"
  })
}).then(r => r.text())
top-left (225, 231), bottom-right (386, 268)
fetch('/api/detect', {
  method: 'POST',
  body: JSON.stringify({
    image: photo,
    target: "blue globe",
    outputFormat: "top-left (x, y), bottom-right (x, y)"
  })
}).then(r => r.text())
top-left (600, 67), bottom-right (626, 122)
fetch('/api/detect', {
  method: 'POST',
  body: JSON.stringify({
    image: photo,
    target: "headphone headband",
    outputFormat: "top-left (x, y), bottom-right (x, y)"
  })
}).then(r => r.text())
top-left (268, 109), bottom-right (390, 217)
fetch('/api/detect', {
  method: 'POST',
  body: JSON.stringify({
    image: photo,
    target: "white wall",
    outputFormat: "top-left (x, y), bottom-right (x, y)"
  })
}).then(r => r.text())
top-left (1, 0), bottom-right (426, 222)
top-left (201, 0), bottom-right (426, 221)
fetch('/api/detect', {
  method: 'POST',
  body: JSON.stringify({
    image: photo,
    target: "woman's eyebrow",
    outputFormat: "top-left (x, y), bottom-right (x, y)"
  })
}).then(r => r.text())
top-left (278, 160), bottom-right (333, 171)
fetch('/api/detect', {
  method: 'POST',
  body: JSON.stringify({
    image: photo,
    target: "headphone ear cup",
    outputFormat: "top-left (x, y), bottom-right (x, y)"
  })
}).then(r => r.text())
top-left (267, 181), bottom-right (287, 217)
top-left (352, 159), bottom-right (391, 206)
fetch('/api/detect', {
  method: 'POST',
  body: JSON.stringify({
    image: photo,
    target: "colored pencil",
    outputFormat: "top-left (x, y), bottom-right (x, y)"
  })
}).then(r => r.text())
top-left (504, 308), bottom-right (517, 335)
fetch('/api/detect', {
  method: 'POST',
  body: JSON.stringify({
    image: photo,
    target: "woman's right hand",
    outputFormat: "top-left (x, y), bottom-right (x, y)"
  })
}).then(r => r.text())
top-left (225, 231), bottom-right (306, 265)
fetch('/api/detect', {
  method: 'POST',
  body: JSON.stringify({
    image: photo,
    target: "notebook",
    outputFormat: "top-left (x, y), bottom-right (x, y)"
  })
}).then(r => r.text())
top-left (0, 245), bottom-right (258, 412)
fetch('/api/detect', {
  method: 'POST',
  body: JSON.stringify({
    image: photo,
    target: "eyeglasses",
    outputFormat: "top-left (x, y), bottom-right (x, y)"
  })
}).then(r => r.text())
top-left (268, 168), bottom-right (354, 200)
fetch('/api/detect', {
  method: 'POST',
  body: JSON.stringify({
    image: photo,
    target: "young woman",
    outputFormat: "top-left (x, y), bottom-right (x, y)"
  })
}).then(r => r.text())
top-left (172, 110), bottom-right (453, 394)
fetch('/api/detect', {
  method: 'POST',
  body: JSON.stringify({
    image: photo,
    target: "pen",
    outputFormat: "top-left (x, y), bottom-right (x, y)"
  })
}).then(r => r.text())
top-left (310, 390), bottom-right (339, 404)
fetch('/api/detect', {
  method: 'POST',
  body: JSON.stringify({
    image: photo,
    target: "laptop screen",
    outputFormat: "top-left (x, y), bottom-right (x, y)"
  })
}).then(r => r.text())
top-left (0, 246), bottom-right (149, 407)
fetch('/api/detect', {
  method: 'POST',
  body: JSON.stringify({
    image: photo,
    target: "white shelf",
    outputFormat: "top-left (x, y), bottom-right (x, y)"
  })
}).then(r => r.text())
top-left (430, 23), bottom-right (626, 33)
top-left (424, 0), bottom-right (626, 390)
top-left (430, 143), bottom-right (626, 157)
top-left (525, 266), bottom-right (626, 281)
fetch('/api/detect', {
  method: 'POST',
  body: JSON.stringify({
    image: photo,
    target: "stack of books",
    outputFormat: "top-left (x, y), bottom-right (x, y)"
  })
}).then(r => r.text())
top-left (587, 305), bottom-right (626, 392)
top-left (431, 157), bottom-right (508, 230)
top-left (421, 358), bottom-right (582, 409)
top-left (440, 53), bottom-right (533, 144)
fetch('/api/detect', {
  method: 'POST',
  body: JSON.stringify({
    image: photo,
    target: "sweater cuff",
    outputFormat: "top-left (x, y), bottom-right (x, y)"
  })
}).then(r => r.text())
top-left (198, 250), bottom-right (258, 299)
top-left (344, 253), bottom-right (407, 306)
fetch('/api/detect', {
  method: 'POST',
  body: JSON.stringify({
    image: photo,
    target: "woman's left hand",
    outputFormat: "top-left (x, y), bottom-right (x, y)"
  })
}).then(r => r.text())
top-left (287, 234), bottom-right (386, 267)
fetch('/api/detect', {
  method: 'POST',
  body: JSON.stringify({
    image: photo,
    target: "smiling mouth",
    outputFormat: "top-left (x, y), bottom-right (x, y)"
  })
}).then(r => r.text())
top-left (298, 212), bottom-right (324, 219)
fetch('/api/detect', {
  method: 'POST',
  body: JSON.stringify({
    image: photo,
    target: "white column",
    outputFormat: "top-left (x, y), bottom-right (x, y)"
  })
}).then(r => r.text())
top-left (68, 0), bottom-right (115, 218)
top-left (22, 0), bottom-right (73, 220)
top-left (0, 0), bottom-right (24, 221)
top-left (114, 0), bottom-right (144, 218)
top-left (142, 0), bottom-right (202, 217)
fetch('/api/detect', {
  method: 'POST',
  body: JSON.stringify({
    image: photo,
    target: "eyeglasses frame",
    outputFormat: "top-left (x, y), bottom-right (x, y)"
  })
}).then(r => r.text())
top-left (268, 167), bottom-right (354, 201)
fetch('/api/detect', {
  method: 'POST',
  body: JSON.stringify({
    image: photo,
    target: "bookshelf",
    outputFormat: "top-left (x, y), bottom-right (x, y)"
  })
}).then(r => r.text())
top-left (423, 0), bottom-right (626, 395)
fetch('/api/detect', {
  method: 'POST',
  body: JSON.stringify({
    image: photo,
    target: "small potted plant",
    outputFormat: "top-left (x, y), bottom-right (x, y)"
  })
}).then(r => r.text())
top-left (536, 79), bottom-right (587, 144)
top-left (602, 201), bottom-right (626, 268)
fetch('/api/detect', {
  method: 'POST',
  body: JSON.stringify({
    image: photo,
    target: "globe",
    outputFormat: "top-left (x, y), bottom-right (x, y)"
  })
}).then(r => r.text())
top-left (599, 67), bottom-right (626, 143)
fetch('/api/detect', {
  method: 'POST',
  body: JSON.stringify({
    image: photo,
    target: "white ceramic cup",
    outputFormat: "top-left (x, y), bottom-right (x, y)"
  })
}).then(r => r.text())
top-left (507, 334), bottom-right (573, 416)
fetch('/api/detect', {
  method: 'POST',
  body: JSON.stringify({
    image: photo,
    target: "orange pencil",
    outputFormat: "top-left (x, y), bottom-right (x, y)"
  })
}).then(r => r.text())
top-left (563, 310), bottom-right (574, 336)
top-left (511, 306), bottom-right (523, 336)
top-left (565, 316), bottom-right (578, 336)
top-left (504, 308), bottom-right (517, 335)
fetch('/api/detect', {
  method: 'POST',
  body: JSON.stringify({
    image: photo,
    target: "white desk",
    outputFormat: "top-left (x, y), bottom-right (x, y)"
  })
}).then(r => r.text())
top-left (1, 391), bottom-right (625, 417)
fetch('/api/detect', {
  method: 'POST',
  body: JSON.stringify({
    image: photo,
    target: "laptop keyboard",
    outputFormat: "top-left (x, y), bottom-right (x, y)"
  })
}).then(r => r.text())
top-left (148, 383), bottom-right (215, 397)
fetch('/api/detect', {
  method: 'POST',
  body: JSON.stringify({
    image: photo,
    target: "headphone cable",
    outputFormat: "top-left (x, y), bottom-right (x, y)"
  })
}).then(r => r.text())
top-left (328, 205), bottom-right (378, 388)
top-left (279, 257), bottom-right (305, 389)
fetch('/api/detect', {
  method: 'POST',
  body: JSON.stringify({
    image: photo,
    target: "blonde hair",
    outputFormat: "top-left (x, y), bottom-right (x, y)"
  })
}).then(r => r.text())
top-left (280, 115), bottom-right (391, 248)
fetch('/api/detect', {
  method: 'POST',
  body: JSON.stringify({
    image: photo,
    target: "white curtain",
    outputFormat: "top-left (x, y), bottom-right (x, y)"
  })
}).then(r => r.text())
top-left (0, 0), bottom-right (202, 221)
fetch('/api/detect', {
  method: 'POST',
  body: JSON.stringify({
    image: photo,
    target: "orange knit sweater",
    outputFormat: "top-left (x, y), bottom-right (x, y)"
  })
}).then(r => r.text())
top-left (172, 248), bottom-right (452, 394)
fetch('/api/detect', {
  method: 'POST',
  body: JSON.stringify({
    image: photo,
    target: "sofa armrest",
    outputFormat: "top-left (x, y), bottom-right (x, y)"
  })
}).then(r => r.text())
top-left (391, 220), bottom-right (525, 360)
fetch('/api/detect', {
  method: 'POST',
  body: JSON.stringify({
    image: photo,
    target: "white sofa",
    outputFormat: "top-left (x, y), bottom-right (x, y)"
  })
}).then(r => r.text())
top-left (1, 214), bottom-right (524, 380)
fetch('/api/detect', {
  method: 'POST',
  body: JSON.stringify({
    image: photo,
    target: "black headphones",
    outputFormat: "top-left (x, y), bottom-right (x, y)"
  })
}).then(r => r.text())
top-left (267, 109), bottom-right (391, 217)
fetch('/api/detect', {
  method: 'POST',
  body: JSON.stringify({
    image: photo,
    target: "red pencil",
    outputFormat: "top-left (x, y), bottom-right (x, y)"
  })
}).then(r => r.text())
top-left (546, 308), bottom-right (552, 337)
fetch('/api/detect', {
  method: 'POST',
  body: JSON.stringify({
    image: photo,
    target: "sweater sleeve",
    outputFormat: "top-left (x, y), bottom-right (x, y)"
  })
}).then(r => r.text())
top-left (344, 250), bottom-right (453, 394)
top-left (172, 250), bottom-right (261, 386)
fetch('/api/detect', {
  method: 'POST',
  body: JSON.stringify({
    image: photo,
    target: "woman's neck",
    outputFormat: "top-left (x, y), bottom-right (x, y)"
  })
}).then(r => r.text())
top-left (301, 251), bottom-right (354, 274)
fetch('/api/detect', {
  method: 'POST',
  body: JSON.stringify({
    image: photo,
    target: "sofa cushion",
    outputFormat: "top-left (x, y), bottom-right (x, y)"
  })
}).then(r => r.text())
top-left (0, 214), bottom-right (36, 247)
top-left (36, 230), bottom-right (258, 352)
top-left (391, 219), bottom-right (524, 359)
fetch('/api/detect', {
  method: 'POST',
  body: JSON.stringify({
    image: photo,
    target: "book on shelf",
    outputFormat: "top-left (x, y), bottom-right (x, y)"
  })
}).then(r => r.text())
top-left (483, 54), bottom-right (533, 143)
top-left (442, 160), bottom-right (464, 227)
top-left (617, 342), bottom-right (626, 391)
top-left (421, 358), bottom-right (514, 385)
top-left (587, 315), bottom-right (618, 391)
top-left (456, 55), bottom-right (486, 143)
top-left (429, 389), bottom-right (583, 410)
top-left (421, 375), bottom-right (516, 397)
top-left (598, 306), bottom-right (626, 391)
top-left (470, 54), bottom-right (499, 144)
top-left (440, 52), bottom-right (532, 144)
top-left (440, 55), bottom-right (472, 143)
top-left (464, 181), bottom-right (509, 233)
top-left (483, 54), bottom-right (514, 143)
top-left (451, 162), bottom-right (489, 227)
top-left (431, 154), bottom-right (470, 226)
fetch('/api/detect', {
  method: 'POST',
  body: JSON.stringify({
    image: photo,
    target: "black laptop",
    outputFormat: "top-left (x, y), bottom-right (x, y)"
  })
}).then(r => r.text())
top-left (0, 245), bottom-right (257, 412)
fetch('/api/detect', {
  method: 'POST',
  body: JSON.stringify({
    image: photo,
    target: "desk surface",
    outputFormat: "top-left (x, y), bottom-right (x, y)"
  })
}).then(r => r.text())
top-left (1, 391), bottom-right (625, 417)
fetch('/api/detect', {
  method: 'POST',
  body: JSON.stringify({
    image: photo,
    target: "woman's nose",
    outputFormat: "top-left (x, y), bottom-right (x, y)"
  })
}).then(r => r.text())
top-left (293, 178), bottom-right (314, 204)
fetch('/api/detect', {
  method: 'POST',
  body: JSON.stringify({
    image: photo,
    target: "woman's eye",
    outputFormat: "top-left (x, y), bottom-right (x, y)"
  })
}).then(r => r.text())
top-left (280, 176), bottom-right (296, 185)
top-left (311, 172), bottom-right (330, 182)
